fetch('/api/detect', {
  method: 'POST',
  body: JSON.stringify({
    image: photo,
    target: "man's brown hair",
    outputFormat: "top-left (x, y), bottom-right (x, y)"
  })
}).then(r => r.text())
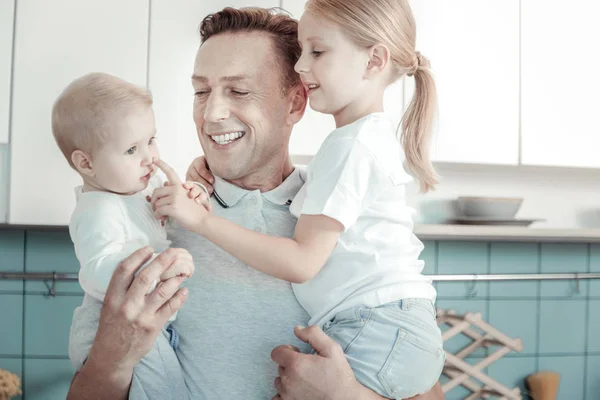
top-left (199, 7), bottom-right (301, 92)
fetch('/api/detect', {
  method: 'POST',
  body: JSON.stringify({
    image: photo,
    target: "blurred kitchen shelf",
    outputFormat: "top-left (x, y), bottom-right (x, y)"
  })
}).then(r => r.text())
top-left (415, 224), bottom-right (600, 243)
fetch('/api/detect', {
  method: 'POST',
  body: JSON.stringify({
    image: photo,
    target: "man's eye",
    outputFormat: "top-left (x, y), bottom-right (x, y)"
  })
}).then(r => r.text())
top-left (231, 90), bottom-right (249, 96)
top-left (194, 90), bottom-right (209, 97)
top-left (126, 146), bottom-right (136, 155)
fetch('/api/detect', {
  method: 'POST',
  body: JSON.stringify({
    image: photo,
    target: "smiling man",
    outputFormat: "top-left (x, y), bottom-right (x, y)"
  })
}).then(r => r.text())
top-left (66, 7), bottom-right (444, 400)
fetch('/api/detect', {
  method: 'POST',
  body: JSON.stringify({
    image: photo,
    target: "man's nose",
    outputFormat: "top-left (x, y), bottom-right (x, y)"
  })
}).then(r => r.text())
top-left (204, 93), bottom-right (230, 122)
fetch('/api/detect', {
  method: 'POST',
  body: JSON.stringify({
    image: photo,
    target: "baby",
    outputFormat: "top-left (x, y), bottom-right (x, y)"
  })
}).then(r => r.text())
top-left (51, 72), bottom-right (202, 307)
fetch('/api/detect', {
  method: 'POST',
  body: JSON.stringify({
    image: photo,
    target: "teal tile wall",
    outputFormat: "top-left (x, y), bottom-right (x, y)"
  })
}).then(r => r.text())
top-left (425, 240), bottom-right (599, 400)
top-left (0, 230), bottom-right (80, 400)
top-left (0, 233), bottom-right (598, 399)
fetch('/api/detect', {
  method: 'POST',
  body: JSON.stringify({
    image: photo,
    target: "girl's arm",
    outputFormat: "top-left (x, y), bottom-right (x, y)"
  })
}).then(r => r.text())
top-left (152, 158), bottom-right (343, 283)
top-left (199, 213), bottom-right (343, 283)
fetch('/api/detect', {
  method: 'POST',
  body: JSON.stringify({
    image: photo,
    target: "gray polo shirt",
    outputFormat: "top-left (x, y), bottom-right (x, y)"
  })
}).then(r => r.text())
top-left (69, 168), bottom-right (311, 399)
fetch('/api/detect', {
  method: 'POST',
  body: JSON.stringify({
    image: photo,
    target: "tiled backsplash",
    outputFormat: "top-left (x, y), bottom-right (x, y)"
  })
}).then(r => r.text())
top-left (1, 230), bottom-right (599, 399)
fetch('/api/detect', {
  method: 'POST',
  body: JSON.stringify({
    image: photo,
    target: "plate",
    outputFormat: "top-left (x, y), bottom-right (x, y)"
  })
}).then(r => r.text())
top-left (449, 217), bottom-right (544, 227)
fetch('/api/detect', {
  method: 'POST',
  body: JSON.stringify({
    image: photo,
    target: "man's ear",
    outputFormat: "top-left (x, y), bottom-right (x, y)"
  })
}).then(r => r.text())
top-left (286, 83), bottom-right (308, 126)
top-left (71, 150), bottom-right (95, 177)
top-left (365, 43), bottom-right (390, 78)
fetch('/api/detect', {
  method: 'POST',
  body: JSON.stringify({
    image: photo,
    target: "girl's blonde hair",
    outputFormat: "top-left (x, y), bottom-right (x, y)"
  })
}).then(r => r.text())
top-left (305, 0), bottom-right (438, 192)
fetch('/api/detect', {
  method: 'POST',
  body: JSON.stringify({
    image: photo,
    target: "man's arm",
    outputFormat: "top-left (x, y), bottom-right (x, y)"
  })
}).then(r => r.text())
top-left (66, 247), bottom-right (190, 400)
top-left (271, 326), bottom-right (445, 400)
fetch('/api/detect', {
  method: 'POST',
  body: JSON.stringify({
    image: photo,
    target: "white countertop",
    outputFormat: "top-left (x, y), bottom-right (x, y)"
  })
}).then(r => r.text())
top-left (415, 224), bottom-right (600, 243)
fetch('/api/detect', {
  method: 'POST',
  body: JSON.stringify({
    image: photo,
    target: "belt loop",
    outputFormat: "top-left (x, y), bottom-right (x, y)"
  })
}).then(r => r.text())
top-left (400, 299), bottom-right (411, 311)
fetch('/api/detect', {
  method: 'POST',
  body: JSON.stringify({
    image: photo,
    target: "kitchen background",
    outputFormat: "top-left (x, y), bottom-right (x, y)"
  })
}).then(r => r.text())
top-left (0, 0), bottom-right (599, 399)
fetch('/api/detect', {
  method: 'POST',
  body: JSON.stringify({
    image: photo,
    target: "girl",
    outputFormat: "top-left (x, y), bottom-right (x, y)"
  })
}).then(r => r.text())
top-left (156, 1), bottom-right (444, 398)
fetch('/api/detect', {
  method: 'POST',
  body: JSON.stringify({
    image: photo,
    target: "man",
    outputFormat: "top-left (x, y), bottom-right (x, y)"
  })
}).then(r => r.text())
top-left (66, 7), bottom-right (444, 399)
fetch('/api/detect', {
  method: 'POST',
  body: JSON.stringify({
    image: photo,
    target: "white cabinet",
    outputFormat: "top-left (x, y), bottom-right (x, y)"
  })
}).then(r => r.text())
top-left (0, 0), bottom-right (15, 144)
top-left (149, 0), bottom-right (279, 178)
top-left (521, 0), bottom-right (600, 168)
top-left (406, 0), bottom-right (520, 165)
top-left (9, 0), bottom-right (149, 225)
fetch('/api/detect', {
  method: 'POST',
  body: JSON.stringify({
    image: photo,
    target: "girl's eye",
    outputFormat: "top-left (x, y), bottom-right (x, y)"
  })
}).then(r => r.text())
top-left (126, 146), bottom-right (136, 155)
top-left (311, 51), bottom-right (323, 57)
top-left (148, 137), bottom-right (155, 145)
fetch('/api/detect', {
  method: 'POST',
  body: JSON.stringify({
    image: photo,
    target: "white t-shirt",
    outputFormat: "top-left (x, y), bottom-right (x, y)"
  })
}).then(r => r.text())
top-left (290, 112), bottom-right (436, 327)
top-left (69, 173), bottom-right (170, 301)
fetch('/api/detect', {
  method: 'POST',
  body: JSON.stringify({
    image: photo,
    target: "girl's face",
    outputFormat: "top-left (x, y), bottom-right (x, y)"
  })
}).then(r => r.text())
top-left (295, 11), bottom-right (370, 125)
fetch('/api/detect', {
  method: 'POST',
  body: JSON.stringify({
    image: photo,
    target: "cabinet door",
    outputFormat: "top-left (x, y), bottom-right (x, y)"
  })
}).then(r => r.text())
top-left (521, 0), bottom-right (600, 168)
top-left (0, 0), bottom-right (15, 144)
top-left (406, 0), bottom-right (520, 165)
top-left (9, 0), bottom-right (149, 225)
top-left (149, 0), bottom-right (279, 178)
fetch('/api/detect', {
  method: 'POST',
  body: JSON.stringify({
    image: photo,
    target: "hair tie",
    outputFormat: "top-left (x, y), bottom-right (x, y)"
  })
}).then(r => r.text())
top-left (408, 51), bottom-right (425, 77)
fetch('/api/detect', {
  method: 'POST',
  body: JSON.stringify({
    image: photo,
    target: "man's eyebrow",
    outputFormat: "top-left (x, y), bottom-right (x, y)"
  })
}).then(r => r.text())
top-left (192, 75), bottom-right (207, 83)
top-left (191, 75), bottom-right (250, 83)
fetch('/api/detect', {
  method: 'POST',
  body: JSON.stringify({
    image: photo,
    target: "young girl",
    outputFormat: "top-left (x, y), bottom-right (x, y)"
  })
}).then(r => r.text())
top-left (155, 0), bottom-right (444, 398)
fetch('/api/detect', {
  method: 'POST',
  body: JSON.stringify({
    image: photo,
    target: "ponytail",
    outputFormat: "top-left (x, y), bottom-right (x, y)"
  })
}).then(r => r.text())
top-left (400, 52), bottom-right (438, 192)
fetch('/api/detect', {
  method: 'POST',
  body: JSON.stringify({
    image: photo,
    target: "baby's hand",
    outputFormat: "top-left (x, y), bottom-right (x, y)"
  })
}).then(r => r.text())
top-left (158, 248), bottom-right (195, 281)
top-left (152, 159), bottom-right (211, 232)
top-left (186, 156), bottom-right (214, 195)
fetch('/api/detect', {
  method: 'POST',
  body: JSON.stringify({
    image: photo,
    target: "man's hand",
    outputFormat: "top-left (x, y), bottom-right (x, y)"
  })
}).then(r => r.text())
top-left (152, 159), bottom-right (211, 232)
top-left (271, 325), bottom-right (359, 400)
top-left (67, 247), bottom-right (191, 400)
top-left (271, 326), bottom-right (445, 400)
top-left (186, 155), bottom-right (215, 195)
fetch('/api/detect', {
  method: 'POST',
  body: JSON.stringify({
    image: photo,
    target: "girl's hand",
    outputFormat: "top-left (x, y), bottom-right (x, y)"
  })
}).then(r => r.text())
top-left (183, 181), bottom-right (212, 211)
top-left (152, 159), bottom-right (211, 233)
top-left (186, 156), bottom-right (214, 195)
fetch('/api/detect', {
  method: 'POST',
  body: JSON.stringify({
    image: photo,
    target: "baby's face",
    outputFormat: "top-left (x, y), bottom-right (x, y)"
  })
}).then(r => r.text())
top-left (91, 106), bottom-right (160, 195)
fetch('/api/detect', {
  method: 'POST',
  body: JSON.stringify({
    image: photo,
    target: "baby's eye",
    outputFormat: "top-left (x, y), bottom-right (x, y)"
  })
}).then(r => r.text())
top-left (126, 146), bottom-right (137, 155)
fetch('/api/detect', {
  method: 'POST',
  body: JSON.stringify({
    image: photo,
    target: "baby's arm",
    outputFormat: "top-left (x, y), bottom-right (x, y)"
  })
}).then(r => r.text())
top-left (71, 197), bottom-right (157, 301)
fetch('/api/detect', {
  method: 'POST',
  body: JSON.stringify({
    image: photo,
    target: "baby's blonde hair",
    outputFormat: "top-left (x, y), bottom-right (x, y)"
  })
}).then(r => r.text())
top-left (305, 0), bottom-right (438, 192)
top-left (51, 72), bottom-right (153, 169)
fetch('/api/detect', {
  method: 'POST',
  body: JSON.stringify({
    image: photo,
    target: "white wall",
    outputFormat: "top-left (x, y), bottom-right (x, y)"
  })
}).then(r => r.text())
top-left (409, 164), bottom-right (600, 229)
top-left (1, 0), bottom-right (599, 228)
top-left (0, 144), bottom-right (8, 223)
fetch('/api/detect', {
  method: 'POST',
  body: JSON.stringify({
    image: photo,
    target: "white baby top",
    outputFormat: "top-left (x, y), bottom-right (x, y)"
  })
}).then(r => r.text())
top-left (69, 173), bottom-right (170, 301)
top-left (290, 112), bottom-right (436, 327)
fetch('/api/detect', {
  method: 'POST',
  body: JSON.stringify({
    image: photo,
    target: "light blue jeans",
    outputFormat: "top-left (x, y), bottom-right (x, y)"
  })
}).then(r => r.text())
top-left (321, 298), bottom-right (444, 399)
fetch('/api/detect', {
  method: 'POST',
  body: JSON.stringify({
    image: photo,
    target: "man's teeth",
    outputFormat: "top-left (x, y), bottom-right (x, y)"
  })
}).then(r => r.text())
top-left (211, 131), bottom-right (245, 145)
top-left (308, 84), bottom-right (319, 89)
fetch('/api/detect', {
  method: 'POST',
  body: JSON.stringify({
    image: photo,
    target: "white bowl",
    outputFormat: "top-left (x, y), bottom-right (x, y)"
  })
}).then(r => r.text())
top-left (457, 196), bottom-right (523, 218)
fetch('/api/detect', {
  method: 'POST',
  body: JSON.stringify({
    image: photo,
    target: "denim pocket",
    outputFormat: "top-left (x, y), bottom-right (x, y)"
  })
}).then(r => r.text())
top-left (324, 307), bottom-right (372, 354)
top-left (377, 328), bottom-right (444, 399)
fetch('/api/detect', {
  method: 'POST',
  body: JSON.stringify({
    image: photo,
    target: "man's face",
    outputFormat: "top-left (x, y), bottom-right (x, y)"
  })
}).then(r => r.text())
top-left (192, 32), bottom-right (294, 181)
